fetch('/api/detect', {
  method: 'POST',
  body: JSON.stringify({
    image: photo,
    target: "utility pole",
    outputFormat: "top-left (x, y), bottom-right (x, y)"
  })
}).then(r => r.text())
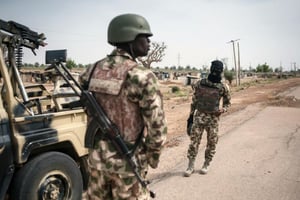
top-left (292, 62), bottom-right (297, 75)
top-left (280, 61), bottom-right (282, 78)
top-left (237, 41), bottom-right (241, 85)
top-left (227, 39), bottom-right (240, 86)
top-left (177, 53), bottom-right (181, 69)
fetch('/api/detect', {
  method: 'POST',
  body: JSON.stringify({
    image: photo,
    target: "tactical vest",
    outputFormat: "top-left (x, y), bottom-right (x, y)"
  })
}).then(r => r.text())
top-left (88, 59), bottom-right (144, 142)
top-left (195, 80), bottom-right (222, 113)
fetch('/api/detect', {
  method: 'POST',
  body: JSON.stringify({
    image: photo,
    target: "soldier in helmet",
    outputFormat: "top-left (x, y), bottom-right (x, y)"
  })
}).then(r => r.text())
top-left (80, 14), bottom-right (167, 199)
top-left (184, 60), bottom-right (231, 177)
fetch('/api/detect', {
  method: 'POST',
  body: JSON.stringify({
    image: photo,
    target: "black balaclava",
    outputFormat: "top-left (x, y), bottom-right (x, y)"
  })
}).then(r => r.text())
top-left (208, 60), bottom-right (223, 83)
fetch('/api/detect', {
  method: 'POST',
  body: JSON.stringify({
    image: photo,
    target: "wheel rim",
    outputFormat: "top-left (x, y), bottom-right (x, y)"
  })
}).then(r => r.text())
top-left (38, 171), bottom-right (71, 200)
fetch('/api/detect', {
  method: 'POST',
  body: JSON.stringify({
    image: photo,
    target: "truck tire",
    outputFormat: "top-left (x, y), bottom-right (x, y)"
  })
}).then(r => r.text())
top-left (11, 151), bottom-right (83, 200)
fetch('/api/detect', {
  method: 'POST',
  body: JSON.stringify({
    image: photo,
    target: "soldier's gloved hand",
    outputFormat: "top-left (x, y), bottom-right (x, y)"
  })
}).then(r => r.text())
top-left (146, 151), bottom-right (160, 169)
top-left (216, 108), bottom-right (227, 116)
top-left (220, 108), bottom-right (227, 113)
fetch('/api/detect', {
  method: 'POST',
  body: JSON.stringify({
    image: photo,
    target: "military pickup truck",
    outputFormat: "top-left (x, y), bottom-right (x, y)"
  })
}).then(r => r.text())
top-left (0, 19), bottom-right (89, 200)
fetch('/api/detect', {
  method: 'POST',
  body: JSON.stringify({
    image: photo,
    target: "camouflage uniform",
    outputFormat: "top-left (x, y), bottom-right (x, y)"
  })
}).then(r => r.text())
top-left (80, 48), bottom-right (167, 200)
top-left (187, 78), bottom-right (231, 168)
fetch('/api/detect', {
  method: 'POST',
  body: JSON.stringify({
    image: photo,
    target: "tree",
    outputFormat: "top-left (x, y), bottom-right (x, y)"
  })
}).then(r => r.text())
top-left (66, 59), bottom-right (77, 69)
top-left (256, 63), bottom-right (272, 72)
top-left (170, 66), bottom-right (176, 70)
top-left (177, 66), bottom-right (184, 71)
top-left (138, 42), bottom-right (167, 68)
top-left (185, 65), bottom-right (191, 70)
top-left (274, 67), bottom-right (281, 73)
top-left (224, 70), bottom-right (234, 85)
top-left (34, 62), bottom-right (40, 68)
top-left (77, 63), bottom-right (84, 68)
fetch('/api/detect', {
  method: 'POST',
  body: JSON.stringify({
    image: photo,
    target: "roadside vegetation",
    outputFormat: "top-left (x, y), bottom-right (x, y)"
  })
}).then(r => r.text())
top-left (21, 42), bottom-right (299, 93)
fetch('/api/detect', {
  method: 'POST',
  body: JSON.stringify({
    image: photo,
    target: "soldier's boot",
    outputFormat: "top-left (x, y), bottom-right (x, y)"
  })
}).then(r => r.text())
top-left (184, 159), bottom-right (195, 177)
top-left (199, 161), bottom-right (209, 175)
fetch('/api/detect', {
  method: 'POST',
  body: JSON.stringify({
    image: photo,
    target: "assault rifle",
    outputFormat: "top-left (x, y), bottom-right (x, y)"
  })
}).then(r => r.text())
top-left (45, 49), bottom-right (156, 198)
top-left (187, 114), bottom-right (193, 136)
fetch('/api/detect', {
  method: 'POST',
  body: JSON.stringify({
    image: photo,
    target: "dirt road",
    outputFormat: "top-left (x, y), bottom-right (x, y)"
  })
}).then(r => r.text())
top-left (150, 104), bottom-right (300, 200)
top-left (147, 77), bottom-right (300, 199)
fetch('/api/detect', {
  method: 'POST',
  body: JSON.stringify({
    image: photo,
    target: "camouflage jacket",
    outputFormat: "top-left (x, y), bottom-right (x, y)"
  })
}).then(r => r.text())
top-left (190, 78), bottom-right (231, 115)
top-left (79, 48), bottom-right (167, 174)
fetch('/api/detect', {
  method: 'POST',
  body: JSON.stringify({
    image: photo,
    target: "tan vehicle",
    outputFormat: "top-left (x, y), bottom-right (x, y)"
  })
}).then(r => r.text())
top-left (0, 20), bottom-right (88, 200)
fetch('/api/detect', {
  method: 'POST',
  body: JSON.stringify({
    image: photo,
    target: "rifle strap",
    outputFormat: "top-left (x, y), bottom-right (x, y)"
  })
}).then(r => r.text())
top-left (87, 61), bottom-right (100, 88)
top-left (130, 128), bottom-right (145, 155)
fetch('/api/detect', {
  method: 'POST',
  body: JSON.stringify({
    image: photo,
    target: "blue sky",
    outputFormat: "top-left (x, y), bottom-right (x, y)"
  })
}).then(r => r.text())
top-left (1, 0), bottom-right (299, 71)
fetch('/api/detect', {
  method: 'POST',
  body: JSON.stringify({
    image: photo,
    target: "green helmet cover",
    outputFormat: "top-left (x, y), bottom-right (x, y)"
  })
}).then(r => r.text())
top-left (107, 13), bottom-right (153, 45)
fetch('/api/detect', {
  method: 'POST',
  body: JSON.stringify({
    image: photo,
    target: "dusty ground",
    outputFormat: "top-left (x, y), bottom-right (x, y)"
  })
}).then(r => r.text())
top-left (160, 76), bottom-right (300, 147)
top-left (145, 76), bottom-right (300, 182)
top-left (151, 91), bottom-right (300, 200)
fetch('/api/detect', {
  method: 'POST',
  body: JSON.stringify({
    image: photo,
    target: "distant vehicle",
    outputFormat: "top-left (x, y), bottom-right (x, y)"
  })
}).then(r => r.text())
top-left (200, 72), bottom-right (208, 79)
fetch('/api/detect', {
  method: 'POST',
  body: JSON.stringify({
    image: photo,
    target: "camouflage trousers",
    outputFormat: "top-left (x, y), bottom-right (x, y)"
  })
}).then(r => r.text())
top-left (187, 111), bottom-right (220, 164)
top-left (85, 167), bottom-right (150, 200)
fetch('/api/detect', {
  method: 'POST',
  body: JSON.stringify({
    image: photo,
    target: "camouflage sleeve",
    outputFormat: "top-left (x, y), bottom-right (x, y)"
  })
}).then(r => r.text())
top-left (79, 64), bottom-right (96, 89)
top-left (126, 66), bottom-right (167, 169)
top-left (190, 80), bottom-right (199, 115)
top-left (222, 83), bottom-right (231, 111)
top-left (190, 94), bottom-right (196, 115)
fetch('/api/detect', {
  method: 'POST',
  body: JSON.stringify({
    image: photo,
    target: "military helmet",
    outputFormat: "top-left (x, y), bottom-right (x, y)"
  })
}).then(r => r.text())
top-left (107, 13), bottom-right (153, 45)
top-left (210, 60), bottom-right (224, 75)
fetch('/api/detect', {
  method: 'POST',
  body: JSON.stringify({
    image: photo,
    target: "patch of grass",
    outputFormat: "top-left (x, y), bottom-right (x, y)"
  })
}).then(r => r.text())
top-left (233, 78), bottom-right (279, 92)
top-left (171, 86), bottom-right (180, 93)
top-left (166, 86), bottom-right (191, 99)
